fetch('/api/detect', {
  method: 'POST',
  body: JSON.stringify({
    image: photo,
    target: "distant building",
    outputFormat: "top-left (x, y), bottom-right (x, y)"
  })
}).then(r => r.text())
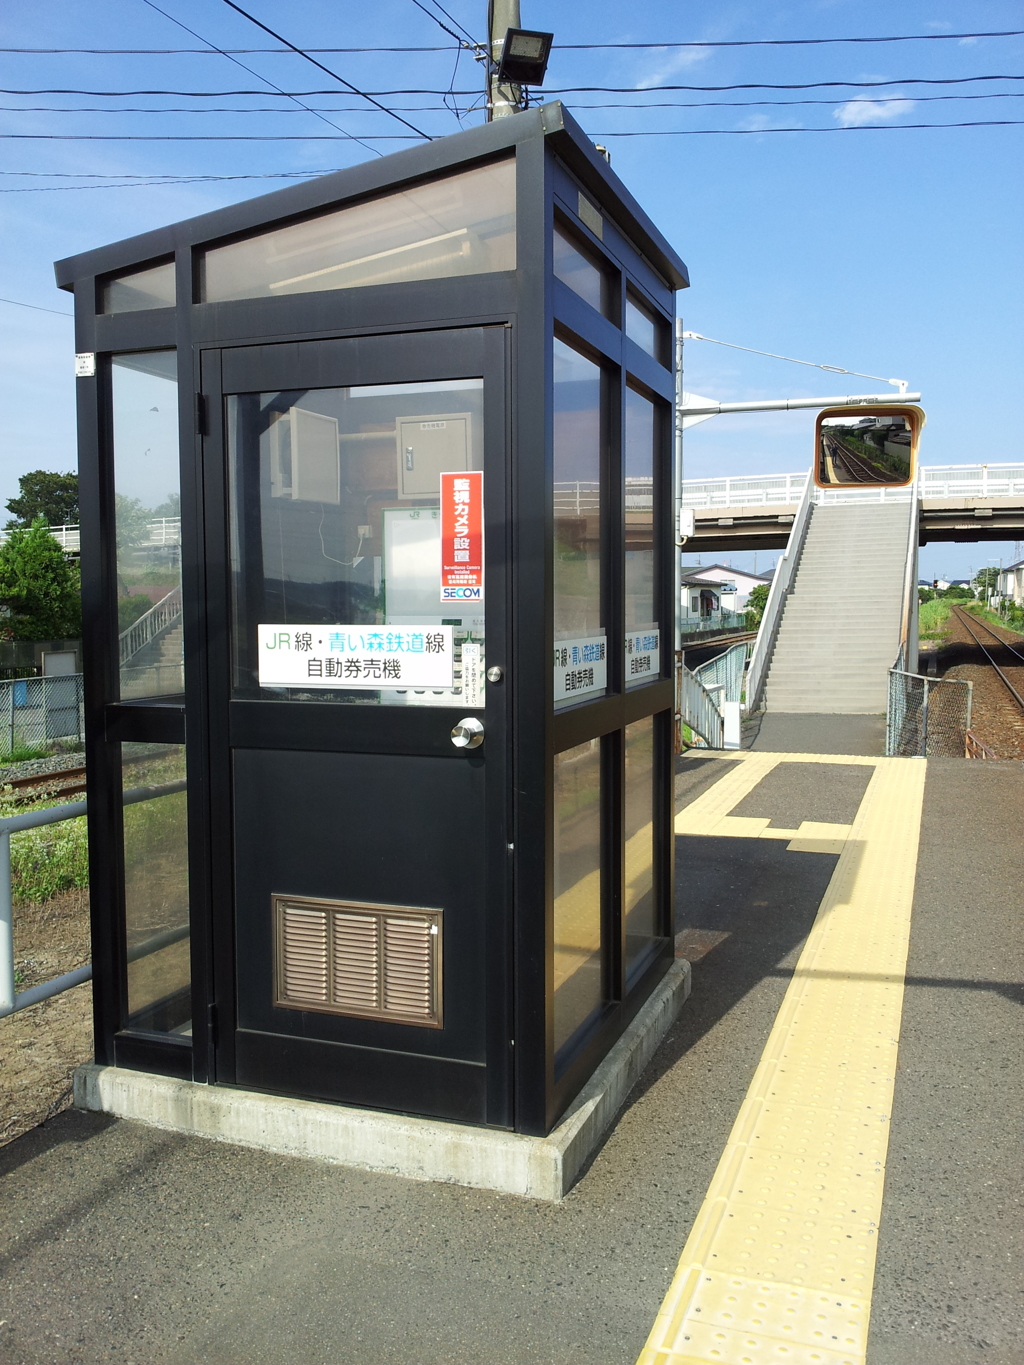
top-left (997, 559), bottom-right (1024, 607)
top-left (679, 562), bottom-right (772, 610)
top-left (681, 573), bottom-right (725, 623)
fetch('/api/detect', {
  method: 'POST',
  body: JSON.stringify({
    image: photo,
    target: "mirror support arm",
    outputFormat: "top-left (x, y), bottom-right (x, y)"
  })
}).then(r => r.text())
top-left (679, 392), bottom-right (921, 418)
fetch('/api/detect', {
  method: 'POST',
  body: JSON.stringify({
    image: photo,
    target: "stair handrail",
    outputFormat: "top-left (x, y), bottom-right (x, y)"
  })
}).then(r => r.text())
top-left (676, 660), bottom-right (725, 749)
top-left (895, 467), bottom-right (921, 672)
top-left (118, 585), bottom-right (182, 665)
top-left (744, 467), bottom-right (816, 714)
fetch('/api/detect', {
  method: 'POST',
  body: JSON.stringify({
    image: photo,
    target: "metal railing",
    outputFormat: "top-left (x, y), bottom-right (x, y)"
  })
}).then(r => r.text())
top-left (745, 471), bottom-right (816, 714)
top-left (919, 464), bottom-right (1024, 498)
top-left (886, 665), bottom-right (973, 758)
top-left (680, 471), bottom-right (809, 510)
top-left (679, 609), bottom-right (748, 637)
top-left (693, 640), bottom-right (750, 702)
top-left (0, 674), bottom-right (84, 752)
top-left (895, 473), bottom-right (921, 671)
top-left (676, 661), bottom-right (724, 749)
top-left (553, 481), bottom-right (600, 514)
top-left (119, 585), bottom-right (182, 665)
top-left (0, 778), bottom-right (188, 1018)
top-left (676, 641), bottom-right (751, 751)
top-left (679, 463), bottom-right (1024, 510)
top-left (0, 517), bottom-right (181, 554)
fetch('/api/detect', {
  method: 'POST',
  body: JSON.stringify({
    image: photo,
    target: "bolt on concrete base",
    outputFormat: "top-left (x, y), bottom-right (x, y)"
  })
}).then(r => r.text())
top-left (75, 958), bottom-right (690, 1201)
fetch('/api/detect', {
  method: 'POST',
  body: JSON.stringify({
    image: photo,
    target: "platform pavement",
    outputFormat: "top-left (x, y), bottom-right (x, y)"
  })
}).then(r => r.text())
top-left (0, 729), bottom-right (1020, 1365)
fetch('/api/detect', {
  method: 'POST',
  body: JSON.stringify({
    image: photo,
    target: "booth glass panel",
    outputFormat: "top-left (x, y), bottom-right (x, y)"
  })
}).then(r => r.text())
top-left (553, 225), bottom-right (610, 317)
top-left (553, 737), bottom-right (604, 1054)
top-left (101, 260), bottom-right (175, 314)
top-left (229, 378), bottom-right (486, 706)
top-left (111, 351), bottom-right (183, 699)
top-left (553, 340), bottom-right (605, 708)
top-left (623, 716), bottom-right (656, 978)
top-left (122, 742), bottom-right (190, 1035)
top-left (625, 292), bottom-right (667, 364)
top-left (201, 158), bottom-right (515, 303)
top-left (624, 387), bottom-right (658, 685)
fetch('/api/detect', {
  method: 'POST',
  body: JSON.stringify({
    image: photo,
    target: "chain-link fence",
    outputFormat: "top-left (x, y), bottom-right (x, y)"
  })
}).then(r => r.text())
top-left (887, 668), bottom-right (973, 757)
top-left (0, 675), bottom-right (84, 757)
top-left (693, 640), bottom-right (749, 703)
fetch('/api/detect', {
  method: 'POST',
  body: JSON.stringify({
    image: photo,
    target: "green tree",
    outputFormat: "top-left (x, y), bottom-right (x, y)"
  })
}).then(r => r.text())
top-left (0, 518), bottom-right (82, 639)
top-left (5, 470), bottom-right (79, 529)
top-left (114, 494), bottom-right (152, 550)
top-left (744, 582), bottom-right (770, 631)
top-left (747, 583), bottom-right (770, 617)
top-left (973, 566), bottom-right (1000, 593)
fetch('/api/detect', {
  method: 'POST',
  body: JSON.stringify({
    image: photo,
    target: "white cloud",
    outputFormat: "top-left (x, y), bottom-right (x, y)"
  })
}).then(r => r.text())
top-left (634, 45), bottom-right (711, 90)
top-left (737, 113), bottom-right (802, 133)
top-left (833, 97), bottom-right (915, 128)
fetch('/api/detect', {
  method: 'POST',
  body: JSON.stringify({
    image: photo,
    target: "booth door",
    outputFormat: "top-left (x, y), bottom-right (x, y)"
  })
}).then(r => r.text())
top-left (202, 328), bottom-right (511, 1126)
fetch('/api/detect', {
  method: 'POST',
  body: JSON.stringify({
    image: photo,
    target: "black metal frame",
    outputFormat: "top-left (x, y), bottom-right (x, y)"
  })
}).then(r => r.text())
top-left (56, 102), bottom-right (687, 1137)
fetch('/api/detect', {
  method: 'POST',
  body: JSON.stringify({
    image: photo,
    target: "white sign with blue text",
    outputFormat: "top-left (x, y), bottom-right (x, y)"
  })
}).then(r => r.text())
top-left (258, 625), bottom-right (454, 689)
top-left (625, 628), bottom-right (660, 684)
top-left (553, 634), bottom-right (607, 703)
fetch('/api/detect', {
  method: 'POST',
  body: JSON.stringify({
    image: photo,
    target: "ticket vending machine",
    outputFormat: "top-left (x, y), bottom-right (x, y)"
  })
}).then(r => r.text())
top-left (57, 103), bottom-right (688, 1137)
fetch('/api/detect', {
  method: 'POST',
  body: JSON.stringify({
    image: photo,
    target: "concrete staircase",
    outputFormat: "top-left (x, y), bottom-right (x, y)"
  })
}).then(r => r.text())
top-left (762, 501), bottom-right (911, 714)
top-left (120, 621), bottom-right (184, 698)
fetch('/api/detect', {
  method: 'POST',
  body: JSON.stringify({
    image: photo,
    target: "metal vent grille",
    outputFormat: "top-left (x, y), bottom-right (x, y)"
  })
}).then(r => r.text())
top-left (274, 895), bottom-right (442, 1027)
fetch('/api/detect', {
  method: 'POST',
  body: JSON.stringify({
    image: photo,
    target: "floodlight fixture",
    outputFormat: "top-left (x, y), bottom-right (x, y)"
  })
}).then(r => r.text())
top-left (496, 28), bottom-right (553, 86)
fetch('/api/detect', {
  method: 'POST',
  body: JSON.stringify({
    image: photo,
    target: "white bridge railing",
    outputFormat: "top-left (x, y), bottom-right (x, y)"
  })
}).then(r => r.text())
top-left (681, 464), bottom-right (1024, 510)
top-left (0, 518), bottom-right (181, 554)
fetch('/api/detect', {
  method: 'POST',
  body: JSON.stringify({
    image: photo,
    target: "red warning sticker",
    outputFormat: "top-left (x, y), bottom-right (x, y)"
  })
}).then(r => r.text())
top-left (440, 470), bottom-right (484, 603)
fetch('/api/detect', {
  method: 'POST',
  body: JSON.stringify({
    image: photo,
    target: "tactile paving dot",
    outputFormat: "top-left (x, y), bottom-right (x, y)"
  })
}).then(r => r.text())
top-left (706, 1203), bottom-right (878, 1291)
top-left (663, 1316), bottom-right (861, 1365)
top-left (677, 1272), bottom-right (868, 1356)
top-left (749, 1099), bottom-right (890, 1167)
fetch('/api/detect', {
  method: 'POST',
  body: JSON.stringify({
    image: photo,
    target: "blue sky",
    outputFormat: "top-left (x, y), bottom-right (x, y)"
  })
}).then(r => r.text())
top-left (1, 0), bottom-right (1021, 581)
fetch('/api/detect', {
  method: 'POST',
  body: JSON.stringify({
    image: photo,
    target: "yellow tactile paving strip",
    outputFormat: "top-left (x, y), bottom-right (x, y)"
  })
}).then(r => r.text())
top-left (641, 751), bottom-right (927, 1365)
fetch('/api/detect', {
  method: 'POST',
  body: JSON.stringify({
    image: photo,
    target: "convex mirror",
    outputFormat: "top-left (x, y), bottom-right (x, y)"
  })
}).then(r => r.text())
top-left (814, 405), bottom-right (924, 488)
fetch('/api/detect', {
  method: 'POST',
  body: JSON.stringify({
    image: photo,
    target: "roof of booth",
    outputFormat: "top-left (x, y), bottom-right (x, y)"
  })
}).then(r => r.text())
top-left (54, 102), bottom-right (688, 293)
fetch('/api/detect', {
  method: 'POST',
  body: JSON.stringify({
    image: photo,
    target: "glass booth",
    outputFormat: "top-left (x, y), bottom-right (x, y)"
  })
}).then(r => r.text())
top-left (56, 103), bottom-right (688, 1136)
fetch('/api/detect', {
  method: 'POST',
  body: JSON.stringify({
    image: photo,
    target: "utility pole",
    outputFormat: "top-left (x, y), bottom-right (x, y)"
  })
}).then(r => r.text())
top-left (488, 0), bottom-right (522, 119)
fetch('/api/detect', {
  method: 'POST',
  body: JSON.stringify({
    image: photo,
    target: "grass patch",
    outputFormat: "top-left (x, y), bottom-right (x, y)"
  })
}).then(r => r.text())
top-left (962, 601), bottom-right (1022, 635)
top-left (918, 598), bottom-right (954, 638)
top-left (4, 800), bottom-right (89, 904)
top-left (0, 744), bottom-right (50, 765)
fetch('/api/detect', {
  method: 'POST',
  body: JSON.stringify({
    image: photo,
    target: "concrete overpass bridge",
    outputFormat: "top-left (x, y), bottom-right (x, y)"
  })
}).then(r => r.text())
top-left (680, 463), bottom-right (1024, 554)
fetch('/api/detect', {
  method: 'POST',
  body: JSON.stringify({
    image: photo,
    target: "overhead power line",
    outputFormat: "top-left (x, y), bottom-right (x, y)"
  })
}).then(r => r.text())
top-left (2, 29), bottom-right (1021, 53)
top-left (595, 121), bottom-right (1024, 134)
top-left (408, 0), bottom-right (480, 49)
top-left (683, 332), bottom-right (906, 387)
top-left (4, 75), bottom-right (1020, 96)
top-left (544, 76), bottom-right (1024, 92)
top-left (3, 120), bottom-right (1020, 153)
top-left (218, 0), bottom-right (433, 139)
top-left (1, 133), bottom-right (420, 141)
top-left (140, 0), bottom-right (382, 156)
top-left (4, 93), bottom-right (1021, 115)
top-left (0, 295), bottom-right (73, 316)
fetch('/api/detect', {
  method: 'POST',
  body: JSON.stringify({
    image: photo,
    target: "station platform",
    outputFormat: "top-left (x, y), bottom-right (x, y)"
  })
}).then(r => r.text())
top-left (1, 724), bottom-right (1020, 1364)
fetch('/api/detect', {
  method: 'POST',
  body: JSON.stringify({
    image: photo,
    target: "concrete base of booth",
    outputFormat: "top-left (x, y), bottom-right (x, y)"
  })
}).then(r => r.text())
top-left (74, 958), bottom-right (690, 1201)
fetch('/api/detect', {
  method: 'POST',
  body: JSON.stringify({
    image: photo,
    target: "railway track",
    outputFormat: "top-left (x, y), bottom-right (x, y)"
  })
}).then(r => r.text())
top-left (950, 605), bottom-right (1024, 710)
top-left (0, 765), bottom-right (87, 802)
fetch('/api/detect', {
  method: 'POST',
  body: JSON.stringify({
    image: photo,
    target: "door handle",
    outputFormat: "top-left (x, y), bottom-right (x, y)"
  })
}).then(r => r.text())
top-left (405, 446), bottom-right (414, 471)
top-left (451, 717), bottom-right (484, 750)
